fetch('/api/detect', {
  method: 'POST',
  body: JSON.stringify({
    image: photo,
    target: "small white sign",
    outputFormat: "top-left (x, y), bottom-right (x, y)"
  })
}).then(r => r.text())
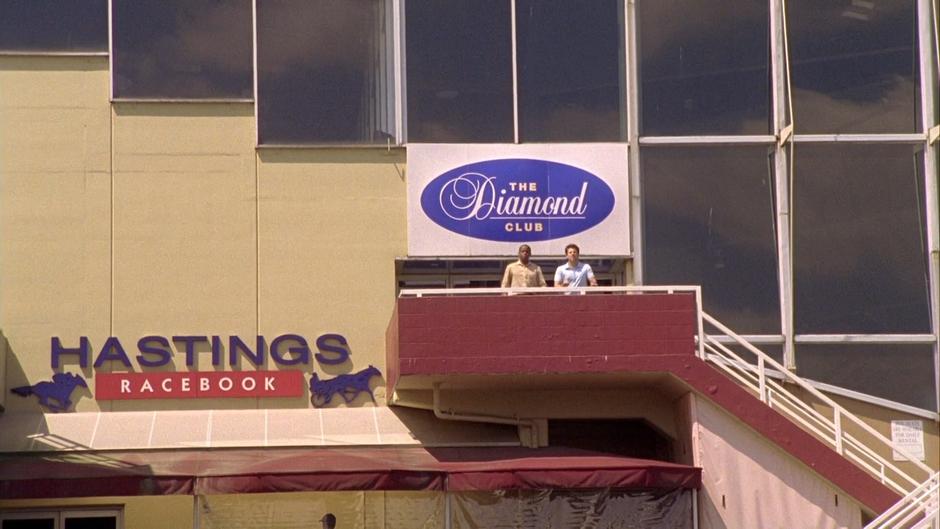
top-left (891, 420), bottom-right (925, 461)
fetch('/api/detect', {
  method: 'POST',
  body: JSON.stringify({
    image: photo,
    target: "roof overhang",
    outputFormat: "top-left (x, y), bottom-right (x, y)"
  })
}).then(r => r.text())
top-left (0, 446), bottom-right (701, 499)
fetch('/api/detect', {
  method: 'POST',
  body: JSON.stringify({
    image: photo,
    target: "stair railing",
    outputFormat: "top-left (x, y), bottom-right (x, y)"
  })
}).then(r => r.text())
top-left (700, 311), bottom-right (934, 498)
top-left (864, 472), bottom-right (938, 529)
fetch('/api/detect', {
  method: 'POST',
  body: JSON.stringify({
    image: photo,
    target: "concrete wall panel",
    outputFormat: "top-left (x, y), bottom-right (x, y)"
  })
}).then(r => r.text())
top-left (257, 149), bottom-right (406, 404)
top-left (109, 103), bottom-right (257, 410)
top-left (691, 394), bottom-right (864, 529)
top-left (0, 57), bottom-right (111, 413)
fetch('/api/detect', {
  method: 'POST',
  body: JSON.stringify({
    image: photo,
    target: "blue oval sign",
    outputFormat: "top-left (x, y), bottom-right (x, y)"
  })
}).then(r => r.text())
top-left (420, 158), bottom-right (615, 242)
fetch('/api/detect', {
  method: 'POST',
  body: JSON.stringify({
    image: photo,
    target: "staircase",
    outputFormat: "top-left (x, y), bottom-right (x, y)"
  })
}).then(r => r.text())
top-left (864, 475), bottom-right (939, 529)
top-left (700, 311), bottom-right (939, 529)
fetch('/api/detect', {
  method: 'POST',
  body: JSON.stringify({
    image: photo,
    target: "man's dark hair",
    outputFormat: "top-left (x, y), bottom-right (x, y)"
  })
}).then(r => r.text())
top-left (519, 244), bottom-right (532, 252)
top-left (565, 243), bottom-right (580, 254)
top-left (320, 513), bottom-right (337, 529)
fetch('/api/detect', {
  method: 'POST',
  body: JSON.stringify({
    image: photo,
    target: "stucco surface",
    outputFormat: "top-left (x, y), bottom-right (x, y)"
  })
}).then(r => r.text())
top-left (1, 57), bottom-right (407, 412)
top-left (691, 394), bottom-right (863, 529)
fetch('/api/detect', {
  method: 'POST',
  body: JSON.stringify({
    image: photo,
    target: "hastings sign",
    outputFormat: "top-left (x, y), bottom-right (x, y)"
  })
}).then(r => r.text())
top-left (11, 334), bottom-right (382, 408)
top-left (408, 144), bottom-right (630, 256)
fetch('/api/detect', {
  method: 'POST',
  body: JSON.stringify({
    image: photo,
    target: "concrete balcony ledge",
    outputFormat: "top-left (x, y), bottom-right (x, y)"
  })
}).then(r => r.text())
top-left (387, 288), bottom-right (700, 392)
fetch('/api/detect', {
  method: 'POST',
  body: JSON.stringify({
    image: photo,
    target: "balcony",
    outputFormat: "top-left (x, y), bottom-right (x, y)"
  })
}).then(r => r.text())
top-left (386, 287), bottom-right (701, 393)
top-left (386, 286), bottom-right (914, 514)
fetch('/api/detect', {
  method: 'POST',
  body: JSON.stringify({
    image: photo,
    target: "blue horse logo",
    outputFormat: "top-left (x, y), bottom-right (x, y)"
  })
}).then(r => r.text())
top-left (11, 372), bottom-right (87, 412)
top-left (310, 366), bottom-right (381, 407)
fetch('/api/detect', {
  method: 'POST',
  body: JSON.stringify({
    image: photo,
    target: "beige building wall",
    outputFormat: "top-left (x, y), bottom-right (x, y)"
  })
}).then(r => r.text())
top-left (257, 149), bottom-right (406, 406)
top-left (108, 102), bottom-right (258, 412)
top-left (686, 393), bottom-right (864, 529)
top-left (0, 56), bottom-right (407, 413)
top-left (0, 56), bottom-right (111, 413)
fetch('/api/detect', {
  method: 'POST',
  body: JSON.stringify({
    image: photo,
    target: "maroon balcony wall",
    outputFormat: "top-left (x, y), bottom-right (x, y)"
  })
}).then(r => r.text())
top-left (390, 293), bottom-right (697, 378)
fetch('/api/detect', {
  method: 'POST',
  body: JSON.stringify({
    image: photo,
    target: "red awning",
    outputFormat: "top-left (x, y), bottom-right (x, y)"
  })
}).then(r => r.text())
top-left (0, 446), bottom-right (701, 499)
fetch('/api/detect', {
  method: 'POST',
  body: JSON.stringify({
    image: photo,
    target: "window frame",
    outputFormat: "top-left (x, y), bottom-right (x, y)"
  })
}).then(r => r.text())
top-left (639, 143), bottom-right (784, 335)
top-left (108, 0), bottom-right (255, 103)
top-left (402, 0), bottom-right (631, 145)
top-left (633, 0), bottom-right (940, 414)
top-left (253, 0), bottom-right (403, 147)
top-left (0, 508), bottom-right (123, 529)
top-left (0, 0), bottom-right (109, 56)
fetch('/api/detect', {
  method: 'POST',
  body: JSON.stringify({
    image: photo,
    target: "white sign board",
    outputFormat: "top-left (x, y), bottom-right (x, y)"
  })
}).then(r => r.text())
top-left (891, 420), bottom-right (925, 461)
top-left (407, 143), bottom-right (630, 257)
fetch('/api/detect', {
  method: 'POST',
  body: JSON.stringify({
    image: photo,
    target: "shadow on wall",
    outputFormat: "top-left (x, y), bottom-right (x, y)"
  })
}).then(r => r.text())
top-left (2, 335), bottom-right (92, 417)
top-left (386, 405), bottom-right (519, 446)
top-left (0, 330), bottom-right (6, 411)
top-left (0, 333), bottom-right (88, 452)
top-left (256, 146), bottom-right (406, 166)
top-left (111, 100), bottom-right (254, 119)
top-left (0, 55), bottom-right (108, 73)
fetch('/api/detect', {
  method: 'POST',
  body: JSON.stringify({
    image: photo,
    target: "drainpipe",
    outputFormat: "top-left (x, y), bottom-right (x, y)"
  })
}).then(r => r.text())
top-left (390, 383), bottom-right (543, 447)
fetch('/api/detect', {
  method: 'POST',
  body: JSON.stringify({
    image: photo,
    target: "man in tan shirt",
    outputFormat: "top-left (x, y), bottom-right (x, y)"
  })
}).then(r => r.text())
top-left (501, 244), bottom-right (547, 288)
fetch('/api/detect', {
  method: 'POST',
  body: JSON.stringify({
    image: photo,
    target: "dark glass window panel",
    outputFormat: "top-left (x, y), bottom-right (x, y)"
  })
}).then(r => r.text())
top-left (638, 0), bottom-right (770, 135)
top-left (401, 260), bottom-right (448, 271)
top-left (65, 518), bottom-right (116, 529)
top-left (0, 0), bottom-right (107, 52)
top-left (451, 260), bottom-right (504, 273)
top-left (797, 344), bottom-right (936, 410)
top-left (2, 520), bottom-right (54, 529)
top-left (517, 0), bottom-right (626, 142)
top-left (787, 0), bottom-right (919, 133)
top-left (452, 278), bottom-right (502, 288)
top-left (793, 145), bottom-right (930, 333)
top-left (731, 343), bottom-right (784, 366)
top-left (406, 0), bottom-right (513, 142)
top-left (643, 146), bottom-right (780, 334)
top-left (258, 0), bottom-right (395, 144)
top-left (112, 0), bottom-right (252, 99)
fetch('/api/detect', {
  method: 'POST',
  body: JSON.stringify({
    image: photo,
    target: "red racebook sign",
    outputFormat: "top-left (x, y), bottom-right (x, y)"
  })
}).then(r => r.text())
top-left (95, 371), bottom-right (304, 399)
